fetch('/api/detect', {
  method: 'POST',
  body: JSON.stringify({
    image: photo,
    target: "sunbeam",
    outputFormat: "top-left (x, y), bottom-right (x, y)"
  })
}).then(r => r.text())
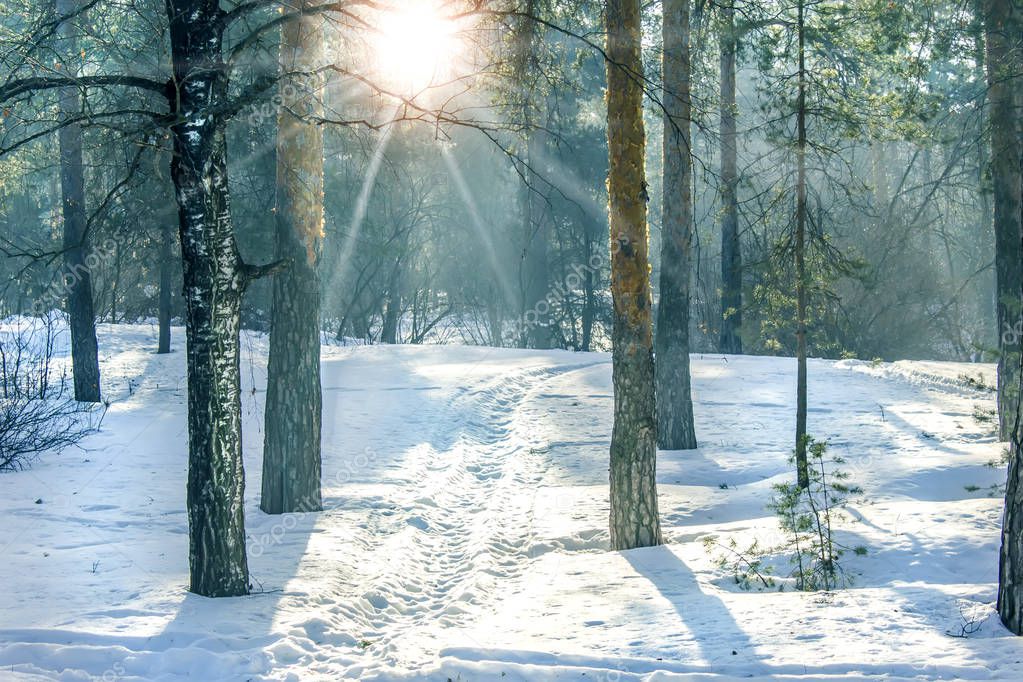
top-left (441, 145), bottom-right (519, 310)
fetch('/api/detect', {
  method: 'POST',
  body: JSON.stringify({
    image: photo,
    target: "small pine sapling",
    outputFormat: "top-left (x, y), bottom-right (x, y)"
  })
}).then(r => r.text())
top-left (769, 437), bottom-right (863, 591)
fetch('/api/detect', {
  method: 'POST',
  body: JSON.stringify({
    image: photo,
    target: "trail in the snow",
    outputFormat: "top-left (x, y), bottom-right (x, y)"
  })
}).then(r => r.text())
top-left (322, 361), bottom-right (605, 677)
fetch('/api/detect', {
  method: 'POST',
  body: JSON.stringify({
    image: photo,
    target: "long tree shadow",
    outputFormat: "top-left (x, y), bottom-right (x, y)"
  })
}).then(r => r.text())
top-left (624, 545), bottom-right (768, 674)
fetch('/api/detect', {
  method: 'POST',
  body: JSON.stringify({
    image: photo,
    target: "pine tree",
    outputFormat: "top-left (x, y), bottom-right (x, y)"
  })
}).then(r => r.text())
top-left (606, 0), bottom-right (663, 549)
top-left (718, 0), bottom-right (743, 355)
top-left (56, 0), bottom-right (101, 403)
top-left (794, 0), bottom-right (810, 489)
top-left (985, 0), bottom-right (1023, 443)
top-left (261, 0), bottom-right (325, 516)
top-left (986, 0), bottom-right (1023, 635)
top-left (656, 0), bottom-right (698, 451)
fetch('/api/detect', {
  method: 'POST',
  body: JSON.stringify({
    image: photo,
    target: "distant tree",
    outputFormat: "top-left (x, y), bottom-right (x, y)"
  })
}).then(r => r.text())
top-left (56, 0), bottom-right (100, 403)
top-left (793, 0), bottom-right (810, 488)
top-left (605, 0), bottom-right (663, 549)
top-left (157, 220), bottom-right (176, 355)
top-left (515, 0), bottom-right (553, 350)
top-left (656, 0), bottom-right (698, 450)
top-left (717, 0), bottom-right (742, 355)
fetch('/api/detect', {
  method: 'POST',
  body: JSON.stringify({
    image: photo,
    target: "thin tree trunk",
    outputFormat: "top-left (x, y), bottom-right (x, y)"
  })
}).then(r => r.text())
top-left (157, 221), bottom-right (175, 354)
top-left (987, 0), bottom-right (1023, 634)
top-left (109, 245), bottom-right (121, 324)
top-left (606, 0), bottom-right (663, 550)
top-left (524, 133), bottom-right (551, 349)
top-left (718, 0), bottom-right (743, 354)
top-left (794, 0), bottom-right (810, 489)
top-left (514, 0), bottom-right (551, 350)
top-left (262, 1), bottom-right (325, 515)
top-left (488, 291), bottom-right (503, 347)
top-left (167, 0), bottom-right (250, 597)
top-left (381, 260), bottom-right (401, 344)
top-left (57, 0), bottom-right (101, 403)
top-left (582, 246), bottom-right (595, 351)
top-left (986, 0), bottom-right (1023, 443)
top-left (656, 0), bottom-right (697, 451)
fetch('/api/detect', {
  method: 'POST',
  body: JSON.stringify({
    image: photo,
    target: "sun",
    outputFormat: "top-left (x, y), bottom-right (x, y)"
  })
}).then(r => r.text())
top-left (372, 2), bottom-right (462, 93)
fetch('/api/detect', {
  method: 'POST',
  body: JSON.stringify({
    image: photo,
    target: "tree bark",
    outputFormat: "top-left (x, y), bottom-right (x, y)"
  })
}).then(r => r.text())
top-left (794, 0), bottom-right (810, 489)
top-left (986, 0), bottom-right (1023, 634)
top-left (606, 0), bottom-right (663, 550)
top-left (656, 0), bottom-right (697, 451)
top-left (718, 0), bottom-right (743, 355)
top-left (157, 221), bottom-right (175, 354)
top-left (57, 0), bottom-right (101, 403)
top-left (261, 1), bottom-right (325, 515)
top-left (514, 0), bottom-right (552, 350)
top-left (581, 240), bottom-right (595, 352)
top-left (381, 260), bottom-right (401, 344)
top-left (167, 0), bottom-right (250, 597)
top-left (985, 0), bottom-right (1023, 443)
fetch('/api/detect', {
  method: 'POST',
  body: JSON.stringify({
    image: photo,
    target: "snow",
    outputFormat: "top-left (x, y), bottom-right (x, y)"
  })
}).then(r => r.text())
top-left (1, 323), bottom-right (1021, 680)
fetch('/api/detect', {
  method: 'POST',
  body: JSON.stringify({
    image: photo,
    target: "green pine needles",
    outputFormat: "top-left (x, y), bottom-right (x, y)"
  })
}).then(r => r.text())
top-left (770, 436), bottom-right (864, 592)
top-left (705, 436), bottom-right (866, 593)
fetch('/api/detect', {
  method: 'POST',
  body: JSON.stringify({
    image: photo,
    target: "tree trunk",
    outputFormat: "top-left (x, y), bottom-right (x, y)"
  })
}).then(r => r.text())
top-left (487, 288), bottom-right (503, 348)
top-left (985, 0), bottom-right (1023, 443)
top-left (582, 242), bottom-right (595, 352)
top-left (524, 133), bottom-right (552, 349)
top-left (606, 0), bottom-right (663, 550)
top-left (987, 0), bottom-right (1023, 634)
top-left (514, 1), bottom-right (551, 350)
top-left (381, 260), bottom-right (401, 344)
top-left (167, 0), bottom-right (249, 597)
top-left (57, 0), bottom-right (101, 403)
top-left (262, 1), bottom-right (325, 515)
top-left (718, 0), bottom-right (743, 355)
top-left (157, 221), bottom-right (175, 354)
top-left (656, 0), bottom-right (697, 451)
top-left (794, 0), bottom-right (810, 488)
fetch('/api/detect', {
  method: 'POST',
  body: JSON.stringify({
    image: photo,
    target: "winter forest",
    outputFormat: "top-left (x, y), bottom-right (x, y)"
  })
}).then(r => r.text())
top-left (2, 0), bottom-right (1023, 679)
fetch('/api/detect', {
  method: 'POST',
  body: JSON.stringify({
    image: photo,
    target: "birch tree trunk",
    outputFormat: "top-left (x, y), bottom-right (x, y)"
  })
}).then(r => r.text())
top-left (167, 0), bottom-right (250, 597)
top-left (718, 0), bottom-right (743, 355)
top-left (656, 0), bottom-right (697, 451)
top-left (57, 0), bottom-right (101, 403)
top-left (261, 1), bottom-right (325, 515)
top-left (606, 0), bottom-right (663, 550)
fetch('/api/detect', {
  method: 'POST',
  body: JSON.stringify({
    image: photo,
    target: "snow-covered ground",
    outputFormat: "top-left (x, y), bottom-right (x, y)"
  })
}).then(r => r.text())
top-left (1, 323), bottom-right (1019, 680)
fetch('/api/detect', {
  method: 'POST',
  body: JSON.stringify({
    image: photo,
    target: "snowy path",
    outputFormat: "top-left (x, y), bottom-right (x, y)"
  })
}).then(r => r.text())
top-left (1, 324), bottom-right (1021, 680)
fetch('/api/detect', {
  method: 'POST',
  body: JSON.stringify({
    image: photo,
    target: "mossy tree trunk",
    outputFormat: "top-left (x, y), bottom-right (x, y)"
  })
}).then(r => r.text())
top-left (605, 0), bottom-right (663, 550)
